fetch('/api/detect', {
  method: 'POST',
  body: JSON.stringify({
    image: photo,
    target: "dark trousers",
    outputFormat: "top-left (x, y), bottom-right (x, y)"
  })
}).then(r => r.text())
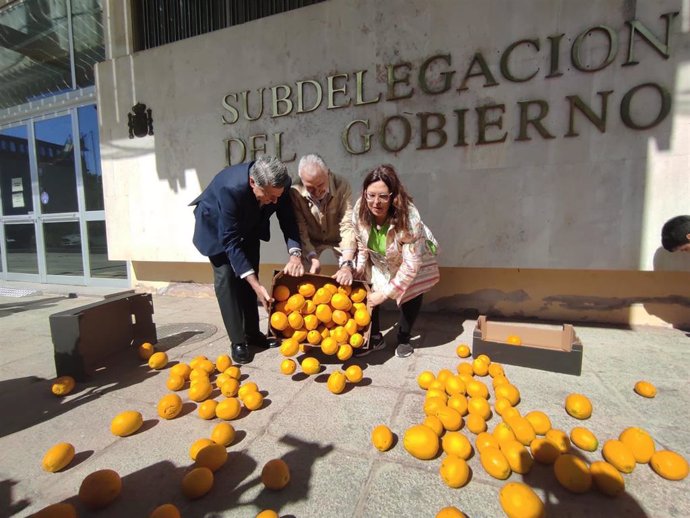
top-left (370, 294), bottom-right (424, 342)
top-left (209, 240), bottom-right (260, 345)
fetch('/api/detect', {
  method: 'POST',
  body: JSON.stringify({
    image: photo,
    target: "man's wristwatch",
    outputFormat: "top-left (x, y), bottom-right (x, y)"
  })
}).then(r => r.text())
top-left (339, 259), bottom-right (355, 270)
top-left (289, 249), bottom-right (302, 258)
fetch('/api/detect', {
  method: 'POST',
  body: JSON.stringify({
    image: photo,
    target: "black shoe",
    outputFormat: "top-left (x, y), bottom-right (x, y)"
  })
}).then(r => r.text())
top-left (231, 343), bottom-right (252, 364)
top-left (354, 333), bottom-right (387, 357)
top-left (246, 332), bottom-right (279, 349)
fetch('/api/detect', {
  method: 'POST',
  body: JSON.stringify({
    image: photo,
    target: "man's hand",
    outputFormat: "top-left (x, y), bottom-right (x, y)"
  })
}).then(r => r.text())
top-left (309, 257), bottom-right (321, 274)
top-left (284, 255), bottom-right (304, 277)
top-left (255, 285), bottom-right (273, 312)
top-left (333, 266), bottom-right (353, 286)
top-left (368, 291), bottom-right (388, 307)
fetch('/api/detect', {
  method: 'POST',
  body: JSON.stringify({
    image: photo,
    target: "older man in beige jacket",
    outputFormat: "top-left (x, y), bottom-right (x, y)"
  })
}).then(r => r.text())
top-left (290, 154), bottom-right (356, 285)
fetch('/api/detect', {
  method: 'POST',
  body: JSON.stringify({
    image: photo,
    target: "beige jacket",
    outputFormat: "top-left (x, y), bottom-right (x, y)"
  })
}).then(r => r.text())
top-left (290, 172), bottom-right (356, 258)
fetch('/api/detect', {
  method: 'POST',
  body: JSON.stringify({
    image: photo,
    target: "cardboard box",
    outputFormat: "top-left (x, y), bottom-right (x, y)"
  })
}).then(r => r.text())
top-left (267, 271), bottom-right (372, 347)
top-left (472, 315), bottom-right (583, 376)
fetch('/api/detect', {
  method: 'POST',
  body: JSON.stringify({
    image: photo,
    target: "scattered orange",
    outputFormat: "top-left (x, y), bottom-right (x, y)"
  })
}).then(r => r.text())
top-left (403, 424), bottom-right (439, 460)
top-left (270, 311), bottom-right (289, 331)
top-left (353, 308), bottom-right (371, 327)
top-left (564, 393), bottom-right (592, 419)
top-left (215, 398), bottom-right (241, 420)
top-left (256, 511), bottom-right (279, 518)
top-left (181, 467), bottom-right (213, 499)
top-left (345, 365), bottom-right (363, 383)
top-left (195, 443), bottom-right (228, 472)
top-left (650, 450), bottom-right (689, 480)
top-left (238, 382), bottom-right (259, 401)
top-left (211, 422), bottom-right (236, 446)
top-left (590, 460), bottom-right (625, 496)
top-left (110, 410), bottom-right (143, 437)
top-left (189, 438), bottom-right (214, 460)
top-left (495, 383), bottom-right (520, 405)
top-left (157, 393), bottom-right (183, 420)
top-left (138, 342), bottom-right (155, 360)
top-left (456, 344), bottom-right (471, 358)
top-left (545, 428), bottom-right (571, 453)
top-left (634, 380), bottom-right (657, 398)
top-left (465, 413), bottom-right (487, 434)
top-left (78, 469), bottom-right (122, 510)
top-left (197, 400), bottom-right (218, 420)
top-left (321, 337), bottom-right (339, 355)
top-left (499, 482), bottom-right (545, 518)
top-left (220, 378), bottom-right (240, 397)
top-left (442, 431), bottom-right (473, 459)
top-left (327, 371), bottom-right (347, 394)
top-left (243, 390), bottom-right (264, 410)
top-left (32, 503), bottom-right (77, 518)
top-left (436, 507), bottom-right (467, 518)
top-left (371, 424), bottom-right (394, 451)
top-left (307, 329), bottom-right (322, 344)
top-left (148, 351), bottom-right (168, 370)
top-left (149, 504), bottom-right (181, 518)
top-left (170, 363), bottom-right (192, 380)
top-left (480, 446), bottom-right (511, 479)
top-left (439, 455), bottom-right (470, 488)
top-left (529, 438), bottom-right (560, 464)
top-left (467, 397), bottom-right (492, 420)
top-left (475, 431), bottom-right (500, 453)
top-left (501, 439), bottom-right (534, 474)
top-left (619, 427), bottom-right (655, 463)
top-left (301, 357), bottom-right (321, 375)
top-left (42, 442), bottom-right (75, 472)
top-left (188, 382), bottom-right (212, 402)
top-left (602, 439), bottom-right (636, 473)
top-left (280, 359), bottom-right (297, 375)
top-left (524, 411), bottom-right (551, 435)
top-left (261, 459), bottom-right (291, 490)
top-left (570, 426), bottom-right (598, 452)
top-left (166, 375), bottom-right (185, 391)
top-left (553, 454), bottom-right (591, 492)
top-left (349, 332), bottom-right (364, 348)
top-left (436, 406), bottom-right (463, 431)
top-left (505, 416), bottom-right (536, 446)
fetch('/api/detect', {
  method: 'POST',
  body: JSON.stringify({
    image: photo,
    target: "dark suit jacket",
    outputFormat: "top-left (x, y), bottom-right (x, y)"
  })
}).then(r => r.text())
top-left (191, 162), bottom-right (301, 277)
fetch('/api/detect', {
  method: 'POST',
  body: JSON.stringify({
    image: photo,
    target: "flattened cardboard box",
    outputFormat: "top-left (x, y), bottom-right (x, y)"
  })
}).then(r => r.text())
top-left (267, 271), bottom-right (372, 347)
top-left (472, 315), bottom-right (583, 376)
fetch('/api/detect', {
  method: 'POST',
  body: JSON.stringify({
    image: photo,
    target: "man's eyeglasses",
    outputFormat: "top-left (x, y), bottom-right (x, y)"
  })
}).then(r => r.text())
top-left (365, 192), bottom-right (392, 202)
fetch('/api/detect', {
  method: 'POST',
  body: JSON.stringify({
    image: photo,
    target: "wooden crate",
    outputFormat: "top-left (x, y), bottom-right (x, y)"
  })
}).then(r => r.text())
top-left (267, 271), bottom-right (372, 347)
top-left (472, 315), bottom-right (583, 376)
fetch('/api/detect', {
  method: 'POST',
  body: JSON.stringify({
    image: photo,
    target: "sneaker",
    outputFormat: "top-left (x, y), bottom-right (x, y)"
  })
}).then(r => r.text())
top-left (354, 334), bottom-right (386, 357)
top-left (231, 343), bottom-right (252, 364)
top-left (395, 342), bottom-right (414, 358)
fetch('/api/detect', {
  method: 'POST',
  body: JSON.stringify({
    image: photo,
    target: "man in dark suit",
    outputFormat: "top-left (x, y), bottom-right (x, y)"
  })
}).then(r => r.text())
top-left (192, 156), bottom-right (304, 364)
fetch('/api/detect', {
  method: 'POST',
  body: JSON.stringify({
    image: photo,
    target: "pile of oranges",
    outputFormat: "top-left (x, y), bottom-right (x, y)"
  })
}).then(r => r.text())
top-left (270, 279), bottom-right (371, 363)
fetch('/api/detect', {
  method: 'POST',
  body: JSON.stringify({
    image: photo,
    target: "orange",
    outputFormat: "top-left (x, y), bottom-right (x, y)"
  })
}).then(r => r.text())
top-left (472, 358), bottom-right (489, 377)
top-left (475, 431), bottom-right (500, 453)
top-left (197, 399), bottom-right (218, 420)
top-left (488, 362), bottom-right (505, 378)
top-left (337, 284), bottom-right (352, 296)
top-left (31, 503), bottom-right (77, 518)
top-left (570, 426), bottom-right (598, 452)
top-left (198, 359), bottom-right (215, 374)
top-left (261, 459), bottom-right (291, 490)
top-left (424, 397), bottom-right (447, 417)
top-left (502, 407), bottom-right (521, 421)
top-left (332, 309), bottom-right (349, 326)
top-left (307, 330), bottom-right (322, 345)
top-left (353, 308), bottom-right (371, 327)
top-left (345, 365), bottom-right (364, 383)
top-left (332, 326), bottom-right (349, 344)
top-left (301, 357), bottom-right (321, 375)
top-left (554, 454), bottom-right (591, 492)
top-left (189, 438), bottom-right (214, 460)
top-left (236, 382), bottom-right (260, 399)
top-left (447, 395), bottom-right (469, 416)
top-left (280, 359), bottom-right (297, 375)
top-left (492, 374), bottom-right (510, 388)
top-left (429, 379), bottom-right (445, 392)
top-left (189, 355), bottom-right (208, 370)
top-left (303, 314), bottom-right (319, 330)
top-left (188, 382), bottom-right (212, 402)
top-left (149, 504), bottom-right (181, 518)
top-left (466, 413), bottom-right (487, 434)
top-left (157, 393), bottom-right (183, 420)
top-left (349, 332), bottom-right (364, 348)
top-left (78, 469), bottom-right (122, 510)
top-left (350, 286), bottom-right (367, 303)
top-left (494, 397), bottom-right (513, 417)
top-left (439, 455), bottom-right (470, 488)
top-left (166, 375), bottom-right (185, 391)
top-left (436, 406), bottom-right (463, 431)
top-left (243, 390), bottom-right (264, 410)
top-left (442, 431), bottom-right (473, 459)
top-left (292, 329), bottom-right (308, 343)
top-left (327, 371), bottom-right (347, 394)
top-left (505, 416), bottom-right (536, 446)
top-left (256, 511), bottom-right (279, 518)
top-left (279, 338), bottom-right (299, 357)
top-left (331, 292), bottom-right (352, 311)
top-left (493, 422), bottom-right (517, 446)
top-left (619, 427), bottom-right (655, 463)
top-left (506, 335), bottom-right (522, 345)
top-left (181, 467), bottom-right (213, 499)
top-left (590, 460), bottom-right (625, 496)
top-left (195, 443), bottom-right (228, 472)
top-left (423, 415), bottom-right (445, 436)
top-left (501, 439), bottom-right (534, 474)
top-left (270, 311), bottom-right (289, 331)
top-left (297, 282), bottom-right (316, 298)
top-left (650, 450), bottom-right (689, 480)
top-left (215, 354), bottom-right (232, 372)
top-left (273, 285), bottom-right (290, 301)
top-left (417, 370), bottom-right (436, 390)
top-left (224, 365), bottom-right (242, 379)
top-left (211, 422), bottom-right (235, 446)
top-left (321, 337), bottom-right (339, 355)
top-left (42, 442), bottom-right (75, 472)
top-left (215, 398), bottom-right (241, 420)
top-left (465, 379), bottom-right (489, 399)
top-left (495, 384), bottom-right (520, 406)
top-left (602, 439), bottom-right (636, 473)
top-left (403, 424), bottom-right (440, 460)
top-left (170, 363), bottom-right (192, 380)
top-left (148, 351), bottom-right (168, 370)
top-left (315, 304), bottom-right (333, 323)
top-left (189, 368), bottom-right (209, 382)
top-left (337, 344), bottom-right (353, 361)
top-left (323, 282), bottom-right (338, 294)
top-left (529, 437), bottom-right (560, 464)
top-left (634, 380), bottom-right (657, 398)
top-left (545, 429), bottom-right (571, 453)
top-left (499, 482), bottom-right (545, 518)
top-left (138, 342), bottom-right (155, 360)
top-left (220, 378), bottom-right (240, 397)
top-left (467, 397), bottom-right (492, 420)
top-left (456, 344), bottom-right (471, 358)
top-left (273, 300), bottom-right (287, 313)
top-left (564, 393), bottom-right (592, 419)
top-left (480, 446), bottom-right (511, 479)
top-left (111, 410), bottom-right (143, 437)
top-left (436, 507), bottom-right (466, 518)
top-left (312, 287), bottom-right (332, 304)
top-left (287, 311), bottom-right (304, 330)
top-left (371, 424), bottom-right (394, 451)
top-left (445, 375), bottom-right (466, 396)
top-left (215, 373), bottom-right (230, 388)
top-left (524, 410), bottom-right (551, 435)
top-left (285, 294), bottom-right (306, 312)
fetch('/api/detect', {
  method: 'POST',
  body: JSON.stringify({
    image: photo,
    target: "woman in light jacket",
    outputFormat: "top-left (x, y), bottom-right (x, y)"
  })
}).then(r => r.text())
top-left (353, 164), bottom-right (440, 358)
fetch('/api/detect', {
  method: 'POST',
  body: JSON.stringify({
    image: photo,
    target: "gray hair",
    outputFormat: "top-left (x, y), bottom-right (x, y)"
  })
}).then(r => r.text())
top-left (298, 154), bottom-right (328, 177)
top-left (250, 156), bottom-right (289, 187)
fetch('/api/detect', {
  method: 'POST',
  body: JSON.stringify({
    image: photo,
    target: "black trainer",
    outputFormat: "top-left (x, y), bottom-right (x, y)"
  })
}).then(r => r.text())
top-left (231, 343), bottom-right (251, 364)
top-left (354, 333), bottom-right (386, 357)
top-left (246, 332), bottom-right (279, 349)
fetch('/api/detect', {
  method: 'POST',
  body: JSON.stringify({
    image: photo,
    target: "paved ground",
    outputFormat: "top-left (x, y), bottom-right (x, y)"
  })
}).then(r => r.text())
top-left (0, 284), bottom-right (688, 518)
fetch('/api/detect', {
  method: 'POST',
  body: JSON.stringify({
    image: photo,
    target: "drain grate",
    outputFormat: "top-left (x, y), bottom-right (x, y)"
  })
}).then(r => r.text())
top-left (0, 287), bottom-right (42, 298)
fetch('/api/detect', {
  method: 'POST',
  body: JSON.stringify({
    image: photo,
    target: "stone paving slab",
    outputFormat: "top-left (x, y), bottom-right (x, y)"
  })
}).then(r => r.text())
top-left (0, 291), bottom-right (688, 518)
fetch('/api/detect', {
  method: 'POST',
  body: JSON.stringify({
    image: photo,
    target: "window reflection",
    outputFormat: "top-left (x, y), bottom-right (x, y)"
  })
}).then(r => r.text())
top-left (78, 105), bottom-right (104, 210)
top-left (35, 115), bottom-right (78, 213)
top-left (44, 221), bottom-right (84, 275)
top-left (0, 125), bottom-right (33, 216)
top-left (87, 221), bottom-right (126, 278)
top-left (5, 223), bottom-right (38, 274)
